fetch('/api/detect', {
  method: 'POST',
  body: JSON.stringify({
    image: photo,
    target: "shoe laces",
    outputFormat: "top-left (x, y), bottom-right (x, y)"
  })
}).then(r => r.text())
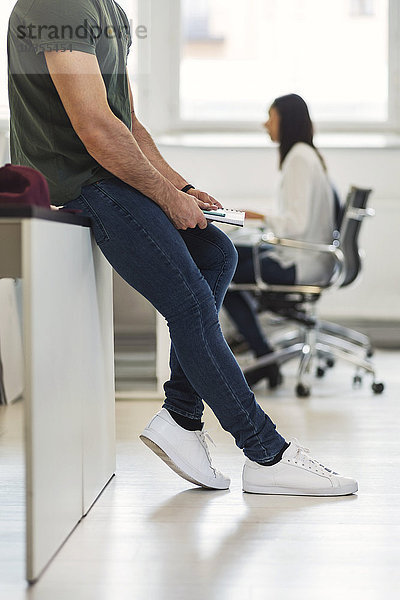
top-left (290, 439), bottom-right (338, 476)
top-left (197, 430), bottom-right (217, 475)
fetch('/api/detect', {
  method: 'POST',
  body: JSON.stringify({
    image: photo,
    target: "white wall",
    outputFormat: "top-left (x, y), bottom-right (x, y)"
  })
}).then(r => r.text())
top-left (158, 137), bottom-right (400, 321)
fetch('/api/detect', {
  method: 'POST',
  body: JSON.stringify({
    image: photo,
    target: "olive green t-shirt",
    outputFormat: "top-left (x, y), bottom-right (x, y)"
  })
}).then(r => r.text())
top-left (8, 0), bottom-right (132, 205)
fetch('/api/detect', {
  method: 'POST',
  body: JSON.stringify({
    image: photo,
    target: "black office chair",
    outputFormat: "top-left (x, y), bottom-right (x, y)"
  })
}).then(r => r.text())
top-left (228, 186), bottom-right (385, 397)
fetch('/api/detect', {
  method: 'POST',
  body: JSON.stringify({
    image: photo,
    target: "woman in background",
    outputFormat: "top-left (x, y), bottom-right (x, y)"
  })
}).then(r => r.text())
top-left (224, 93), bottom-right (336, 389)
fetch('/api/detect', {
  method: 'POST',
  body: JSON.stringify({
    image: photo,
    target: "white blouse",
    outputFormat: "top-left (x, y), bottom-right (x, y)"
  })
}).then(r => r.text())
top-left (266, 142), bottom-right (336, 284)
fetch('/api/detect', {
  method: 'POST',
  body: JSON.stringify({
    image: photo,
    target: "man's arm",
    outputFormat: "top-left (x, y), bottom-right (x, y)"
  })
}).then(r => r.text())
top-left (44, 51), bottom-right (207, 230)
top-left (127, 72), bottom-right (222, 209)
top-left (127, 74), bottom-right (186, 189)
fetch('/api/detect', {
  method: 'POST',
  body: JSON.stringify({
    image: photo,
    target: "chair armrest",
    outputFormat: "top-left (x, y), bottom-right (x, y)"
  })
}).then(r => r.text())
top-left (251, 230), bottom-right (346, 289)
top-left (261, 231), bottom-right (339, 255)
top-left (346, 207), bottom-right (375, 221)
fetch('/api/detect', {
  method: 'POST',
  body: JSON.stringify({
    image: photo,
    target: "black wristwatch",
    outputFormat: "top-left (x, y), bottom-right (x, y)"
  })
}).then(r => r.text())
top-left (181, 184), bottom-right (195, 193)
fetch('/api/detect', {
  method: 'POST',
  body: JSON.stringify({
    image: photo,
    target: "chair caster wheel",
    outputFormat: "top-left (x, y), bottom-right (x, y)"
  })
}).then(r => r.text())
top-left (296, 384), bottom-right (310, 398)
top-left (326, 358), bottom-right (335, 368)
top-left (316, 366), bottom-right (325, 378)
top-left (372, 382), bottom-right (384, 394)
top-left (353, 375), bottom-right (362, 388)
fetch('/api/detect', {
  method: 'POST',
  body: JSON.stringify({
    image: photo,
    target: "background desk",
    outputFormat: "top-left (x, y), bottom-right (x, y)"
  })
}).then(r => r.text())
top-left (0, 207), bottom-right (115, 583)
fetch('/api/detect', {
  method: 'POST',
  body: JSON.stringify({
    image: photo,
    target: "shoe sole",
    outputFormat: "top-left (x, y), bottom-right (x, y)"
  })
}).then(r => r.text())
top-left (140, 429), bottom-right (229, 490)
top-left (242, 482), bottom-right (358, 496)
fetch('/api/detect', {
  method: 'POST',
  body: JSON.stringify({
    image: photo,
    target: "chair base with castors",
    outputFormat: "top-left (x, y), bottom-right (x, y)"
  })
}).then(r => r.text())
top-left (233, 186), bottom-right (385, 399)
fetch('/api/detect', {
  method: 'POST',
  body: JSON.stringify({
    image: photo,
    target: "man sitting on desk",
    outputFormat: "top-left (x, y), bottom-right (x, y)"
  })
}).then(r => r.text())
top-left (7, 0), bottom-right (357, 496)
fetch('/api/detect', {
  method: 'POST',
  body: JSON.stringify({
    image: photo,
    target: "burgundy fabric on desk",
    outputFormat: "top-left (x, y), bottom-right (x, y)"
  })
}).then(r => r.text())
top-left (0, 164), bottom-right (50, 208)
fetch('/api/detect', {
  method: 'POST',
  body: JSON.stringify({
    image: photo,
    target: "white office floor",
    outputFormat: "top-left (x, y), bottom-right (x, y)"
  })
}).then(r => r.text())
top-left (1, 350), bottom-right (399, 600)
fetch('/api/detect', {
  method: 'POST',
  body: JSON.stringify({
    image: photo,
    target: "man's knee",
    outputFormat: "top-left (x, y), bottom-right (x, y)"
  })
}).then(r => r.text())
top-left (220, 234), bottom-right (238, 277)
top-left (211, 227), bottom-right (238, 270)
top-left (229, 240), bottom-right (239, 270)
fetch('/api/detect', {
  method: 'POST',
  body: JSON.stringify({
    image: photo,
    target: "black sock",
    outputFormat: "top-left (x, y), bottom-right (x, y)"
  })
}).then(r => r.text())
top-left (257, 442), bottom-right (290, 466)
top-left (167, 409), bottom-right (203, 431)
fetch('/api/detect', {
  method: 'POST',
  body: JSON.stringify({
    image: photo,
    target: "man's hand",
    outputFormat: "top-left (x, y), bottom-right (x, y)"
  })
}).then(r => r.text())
top-left (165, 191), bottom-right (208, 230)
top-left (165, 188), bottom-right (224, 230)
top-left (186, 188), bottom-right (223, 210)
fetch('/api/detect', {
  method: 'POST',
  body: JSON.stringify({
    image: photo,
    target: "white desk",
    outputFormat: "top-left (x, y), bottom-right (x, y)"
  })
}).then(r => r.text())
top-left (0, 207), bottom-right (116, 583)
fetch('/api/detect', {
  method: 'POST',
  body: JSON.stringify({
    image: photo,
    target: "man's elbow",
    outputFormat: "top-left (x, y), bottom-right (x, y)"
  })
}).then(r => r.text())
top-left (131, 113), bottom-right (144, 135)
top-left (75, 113), bottom-right (115, 154)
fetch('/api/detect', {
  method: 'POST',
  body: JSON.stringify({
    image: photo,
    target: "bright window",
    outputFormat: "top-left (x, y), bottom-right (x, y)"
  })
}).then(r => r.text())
top-left (180, 0), bottom-right (389, 125)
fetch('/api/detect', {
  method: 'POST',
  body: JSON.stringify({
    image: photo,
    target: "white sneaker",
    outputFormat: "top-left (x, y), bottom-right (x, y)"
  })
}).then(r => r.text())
top-left (242, 439), bottom-right (358, 496)
top-left (140, 408), bottom-right (230, 490)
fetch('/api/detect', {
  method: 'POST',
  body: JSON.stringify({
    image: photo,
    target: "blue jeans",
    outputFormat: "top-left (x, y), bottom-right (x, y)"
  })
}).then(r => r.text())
top-left (64, 177), bottom-right (286, 462)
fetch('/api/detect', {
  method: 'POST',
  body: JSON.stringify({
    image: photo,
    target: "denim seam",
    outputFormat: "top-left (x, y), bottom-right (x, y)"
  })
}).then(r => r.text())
top-left (167, 229), bottom-right (230, 417)
top-left (79, 192), bottom-right (110, 243)
top-left (93, 182), bottom-right (140, 222)
top-left (164, 388), bottom-right (203, 418)
top-left (162, 403), bottom-right (203, 420)
top-left (197, 306), bottom-right (274, 459)
top-left (182, 229), bottom-right (229, 307)
top-left (169, 341), bottom-right (203, 402)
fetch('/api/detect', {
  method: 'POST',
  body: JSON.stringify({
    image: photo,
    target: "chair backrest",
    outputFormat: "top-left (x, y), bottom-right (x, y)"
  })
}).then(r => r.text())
top-left (338, 186), bottom-right (372, 288)
top-left (332, 184), bottom-right (343, 235)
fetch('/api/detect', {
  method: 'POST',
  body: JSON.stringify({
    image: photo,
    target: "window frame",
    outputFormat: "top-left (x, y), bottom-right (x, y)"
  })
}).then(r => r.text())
top-left (135, 0), bottom-right (400, 135)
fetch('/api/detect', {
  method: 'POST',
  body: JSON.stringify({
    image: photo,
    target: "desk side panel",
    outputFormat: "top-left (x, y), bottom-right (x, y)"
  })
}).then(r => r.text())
top-left (24, 220), bottom-right (85, 582)
top-left (81, 235), bottom-right (116, 515)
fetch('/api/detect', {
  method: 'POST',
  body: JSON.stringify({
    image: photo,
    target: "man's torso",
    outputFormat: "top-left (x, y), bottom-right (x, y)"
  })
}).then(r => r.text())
top-left (8, 0), bottom-right (132, 205)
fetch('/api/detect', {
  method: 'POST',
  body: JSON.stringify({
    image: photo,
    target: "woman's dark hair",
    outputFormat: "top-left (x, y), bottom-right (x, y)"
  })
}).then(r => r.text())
top-left (270, 93), bottom-right (327, 171)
